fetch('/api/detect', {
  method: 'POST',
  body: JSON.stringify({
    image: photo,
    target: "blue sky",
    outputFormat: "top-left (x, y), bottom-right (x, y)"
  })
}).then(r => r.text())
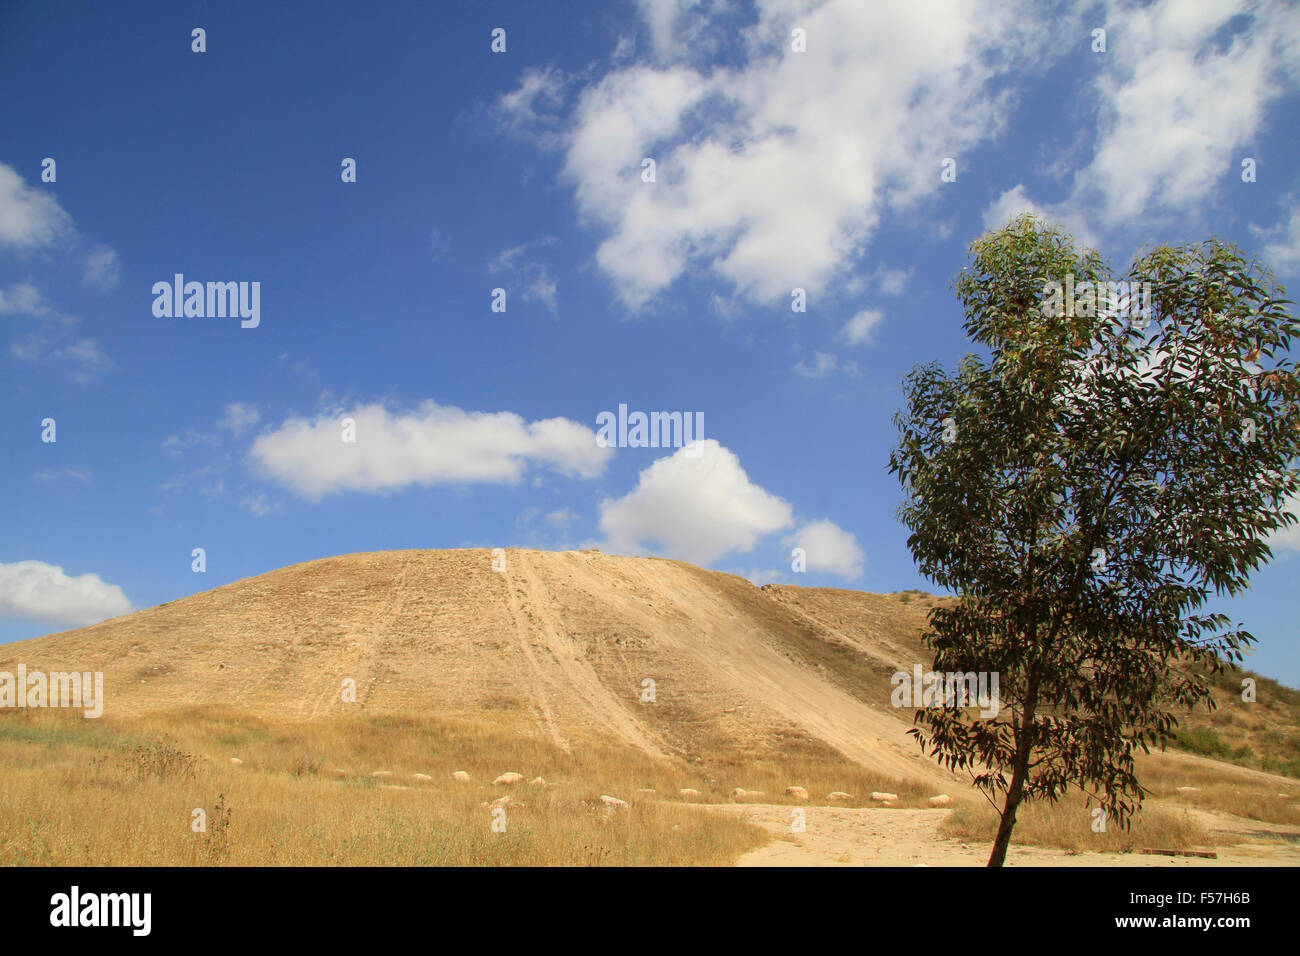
top-left (2, 0), bottom-right (1299, 684)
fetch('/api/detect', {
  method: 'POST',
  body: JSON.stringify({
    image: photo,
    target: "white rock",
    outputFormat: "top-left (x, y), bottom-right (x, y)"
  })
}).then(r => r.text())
top-left (600, 794), bottom-right (629, 809)
top-left (451, 770), bottom-right (471, 782)
top-left (229, 757), bottom-right (243, 766)
top-left (529, 776), bottom-right (546, 787)
top-left (828, 791), bottom-right (853, 801)
top-left (679, 788), bottom-right (701, 798)
top-left (785, 786), bottom-right (809, 800)
top-left (494, 772), bottom-right (525, 786)
top-left (412, 773), bottom-right (432, 781)
top-left (870, 792), bottom-right (899, 802)
top-left (371, 770), bottom-right (393, 778)
top-left (928, 794), bottom-right (952, 807)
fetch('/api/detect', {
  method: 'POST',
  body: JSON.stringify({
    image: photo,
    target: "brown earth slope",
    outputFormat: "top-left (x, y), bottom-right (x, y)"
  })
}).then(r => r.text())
top-left (1, 548), bottom-right (956, 786)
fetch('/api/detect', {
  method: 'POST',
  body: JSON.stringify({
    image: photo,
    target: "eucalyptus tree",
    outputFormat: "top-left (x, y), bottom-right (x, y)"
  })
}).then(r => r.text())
top-left (889, 214), bottom-right (1299, 866)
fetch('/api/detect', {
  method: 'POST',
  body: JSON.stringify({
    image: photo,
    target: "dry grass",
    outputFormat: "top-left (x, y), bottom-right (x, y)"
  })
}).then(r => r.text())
top-left (0, 707), bottom-right (772, 866)
top-left (1137, 751), bottom-right (1300, 826)
top-left (939, 793), bottom-right (1213, 855)
top-left (937, 749), bottom-right (1300, 855)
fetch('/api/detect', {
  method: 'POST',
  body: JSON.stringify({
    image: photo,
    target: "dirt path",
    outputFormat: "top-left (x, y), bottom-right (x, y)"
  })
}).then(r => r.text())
top-left (699, 803), bottom-right (1300, 867)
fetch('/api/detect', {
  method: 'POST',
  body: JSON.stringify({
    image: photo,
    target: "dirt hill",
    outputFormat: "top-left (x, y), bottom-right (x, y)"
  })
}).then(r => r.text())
top-left (2, 548), bottom-right (956, 785)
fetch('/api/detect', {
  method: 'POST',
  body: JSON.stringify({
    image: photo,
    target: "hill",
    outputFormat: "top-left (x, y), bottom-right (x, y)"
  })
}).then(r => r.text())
top-left (2, 548), bottom-right (955, 786)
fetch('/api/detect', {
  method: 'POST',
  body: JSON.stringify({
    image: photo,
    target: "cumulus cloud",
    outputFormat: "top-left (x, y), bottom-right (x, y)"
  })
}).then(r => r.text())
top-left (784, 519), bottom-right (866, 580)
top-left (249, 401), bottom-right (613, 500)
top-left (0, 164), bottom-right (71, 248)
top-left (0, 560), bottom-right (132, 627)
top-left (982, 183), bottom-right (1051, 231)
top-left (1008, 0), bottom-right (1300, 238)
top-left (981, 184), bottom-right (1100, 251)
top-left (508, 0), bottom-right (1056, 307)
top-left (599, 439), bottom-right (794, 563)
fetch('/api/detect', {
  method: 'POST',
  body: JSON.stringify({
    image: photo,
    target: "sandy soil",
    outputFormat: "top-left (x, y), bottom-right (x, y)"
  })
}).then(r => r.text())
top-left (696, 803), bottom-right (1300, 866)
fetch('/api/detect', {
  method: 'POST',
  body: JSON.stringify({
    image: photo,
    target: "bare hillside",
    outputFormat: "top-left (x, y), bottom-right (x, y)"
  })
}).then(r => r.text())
top-left (3, 548), bottom-right (953, 785)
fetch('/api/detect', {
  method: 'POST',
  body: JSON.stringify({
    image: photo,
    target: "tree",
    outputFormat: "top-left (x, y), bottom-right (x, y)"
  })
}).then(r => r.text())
top-left (888, 214), bottom-right (1300, 867)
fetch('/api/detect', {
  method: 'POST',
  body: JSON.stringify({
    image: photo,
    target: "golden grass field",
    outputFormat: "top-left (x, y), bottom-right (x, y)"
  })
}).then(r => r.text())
top-left (3, 548), bottom-right (1297, 866)
top-left (3, 703), bottom-right (1297, 866)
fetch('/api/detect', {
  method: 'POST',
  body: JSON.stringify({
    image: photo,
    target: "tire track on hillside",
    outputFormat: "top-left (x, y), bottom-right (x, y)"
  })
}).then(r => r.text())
top-left (617, 558), bottom-right (955, 786)
top-left (302, 553), bottom-right (412, 720)
top-left (501, 551), bottom-right (570, 751)
top-left (512, 551), bottom-right (666, 757)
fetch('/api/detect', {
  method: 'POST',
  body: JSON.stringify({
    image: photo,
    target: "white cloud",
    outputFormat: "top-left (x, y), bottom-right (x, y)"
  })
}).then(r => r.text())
top-left (161, 430), bottom-right (220, 457)
top-left (241, 493), bottom-right (282, 517)
top-left (1253, 200), bottom-right (1300, 276)
top-left (51, 338), bottom-right (113, 384)
top-left (982, 183), bottom-right (1050, 231)
top-left (981, 183), bottom-right (1101, 252)
top-left (9, 308), bottom-right (114, 383)
top-left (842, 308), bottom-right (885, 347)
top-left (0, 560), bottom-right (132, 627)
top-left (84, 246), bottom-right (119, 289)
top-left (0, 164), bottom-right (71, 248)
top-left (497, 67), bottom-right (570, 148)
top-left (599, 439), bottom-right (794, 563)
top-left (1269, 493), bottom-right (1300, 553)
top-left (784, 519), bottom-right (865, 580)
top-left (794, 350), bottom-right (858, 378)
top-left (740, 567), bottom-right (785, 586)
top-left (428, 228), bottom-right (451, 261)
top-left (0, 283), bottom-right (43, 313)
top-left (33, 467), bottom-right (91, 484)
top-left (218, 402), bottom-right (260, 437)
top-left (1083, 0), bottom-right (1297, 227)
top-left (250, 401), bottom-right (613, 500)
top-left (510, 0), bottom-right (1055, 307)
top-left (1008, 0), bottom-right (1300, 239)
top-left (2, 280), bottom-right (115, 383)
top-left (491, 238), bottom-right (559, 311)
top-left (874, 265), bottom-right (911, 296)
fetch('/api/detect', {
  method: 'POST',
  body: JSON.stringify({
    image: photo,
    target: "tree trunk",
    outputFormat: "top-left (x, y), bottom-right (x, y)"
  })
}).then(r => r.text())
top-left (987, 673), bottom-right (1039, 867)
top-left (987, 748), bottom-right (1030, 867)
